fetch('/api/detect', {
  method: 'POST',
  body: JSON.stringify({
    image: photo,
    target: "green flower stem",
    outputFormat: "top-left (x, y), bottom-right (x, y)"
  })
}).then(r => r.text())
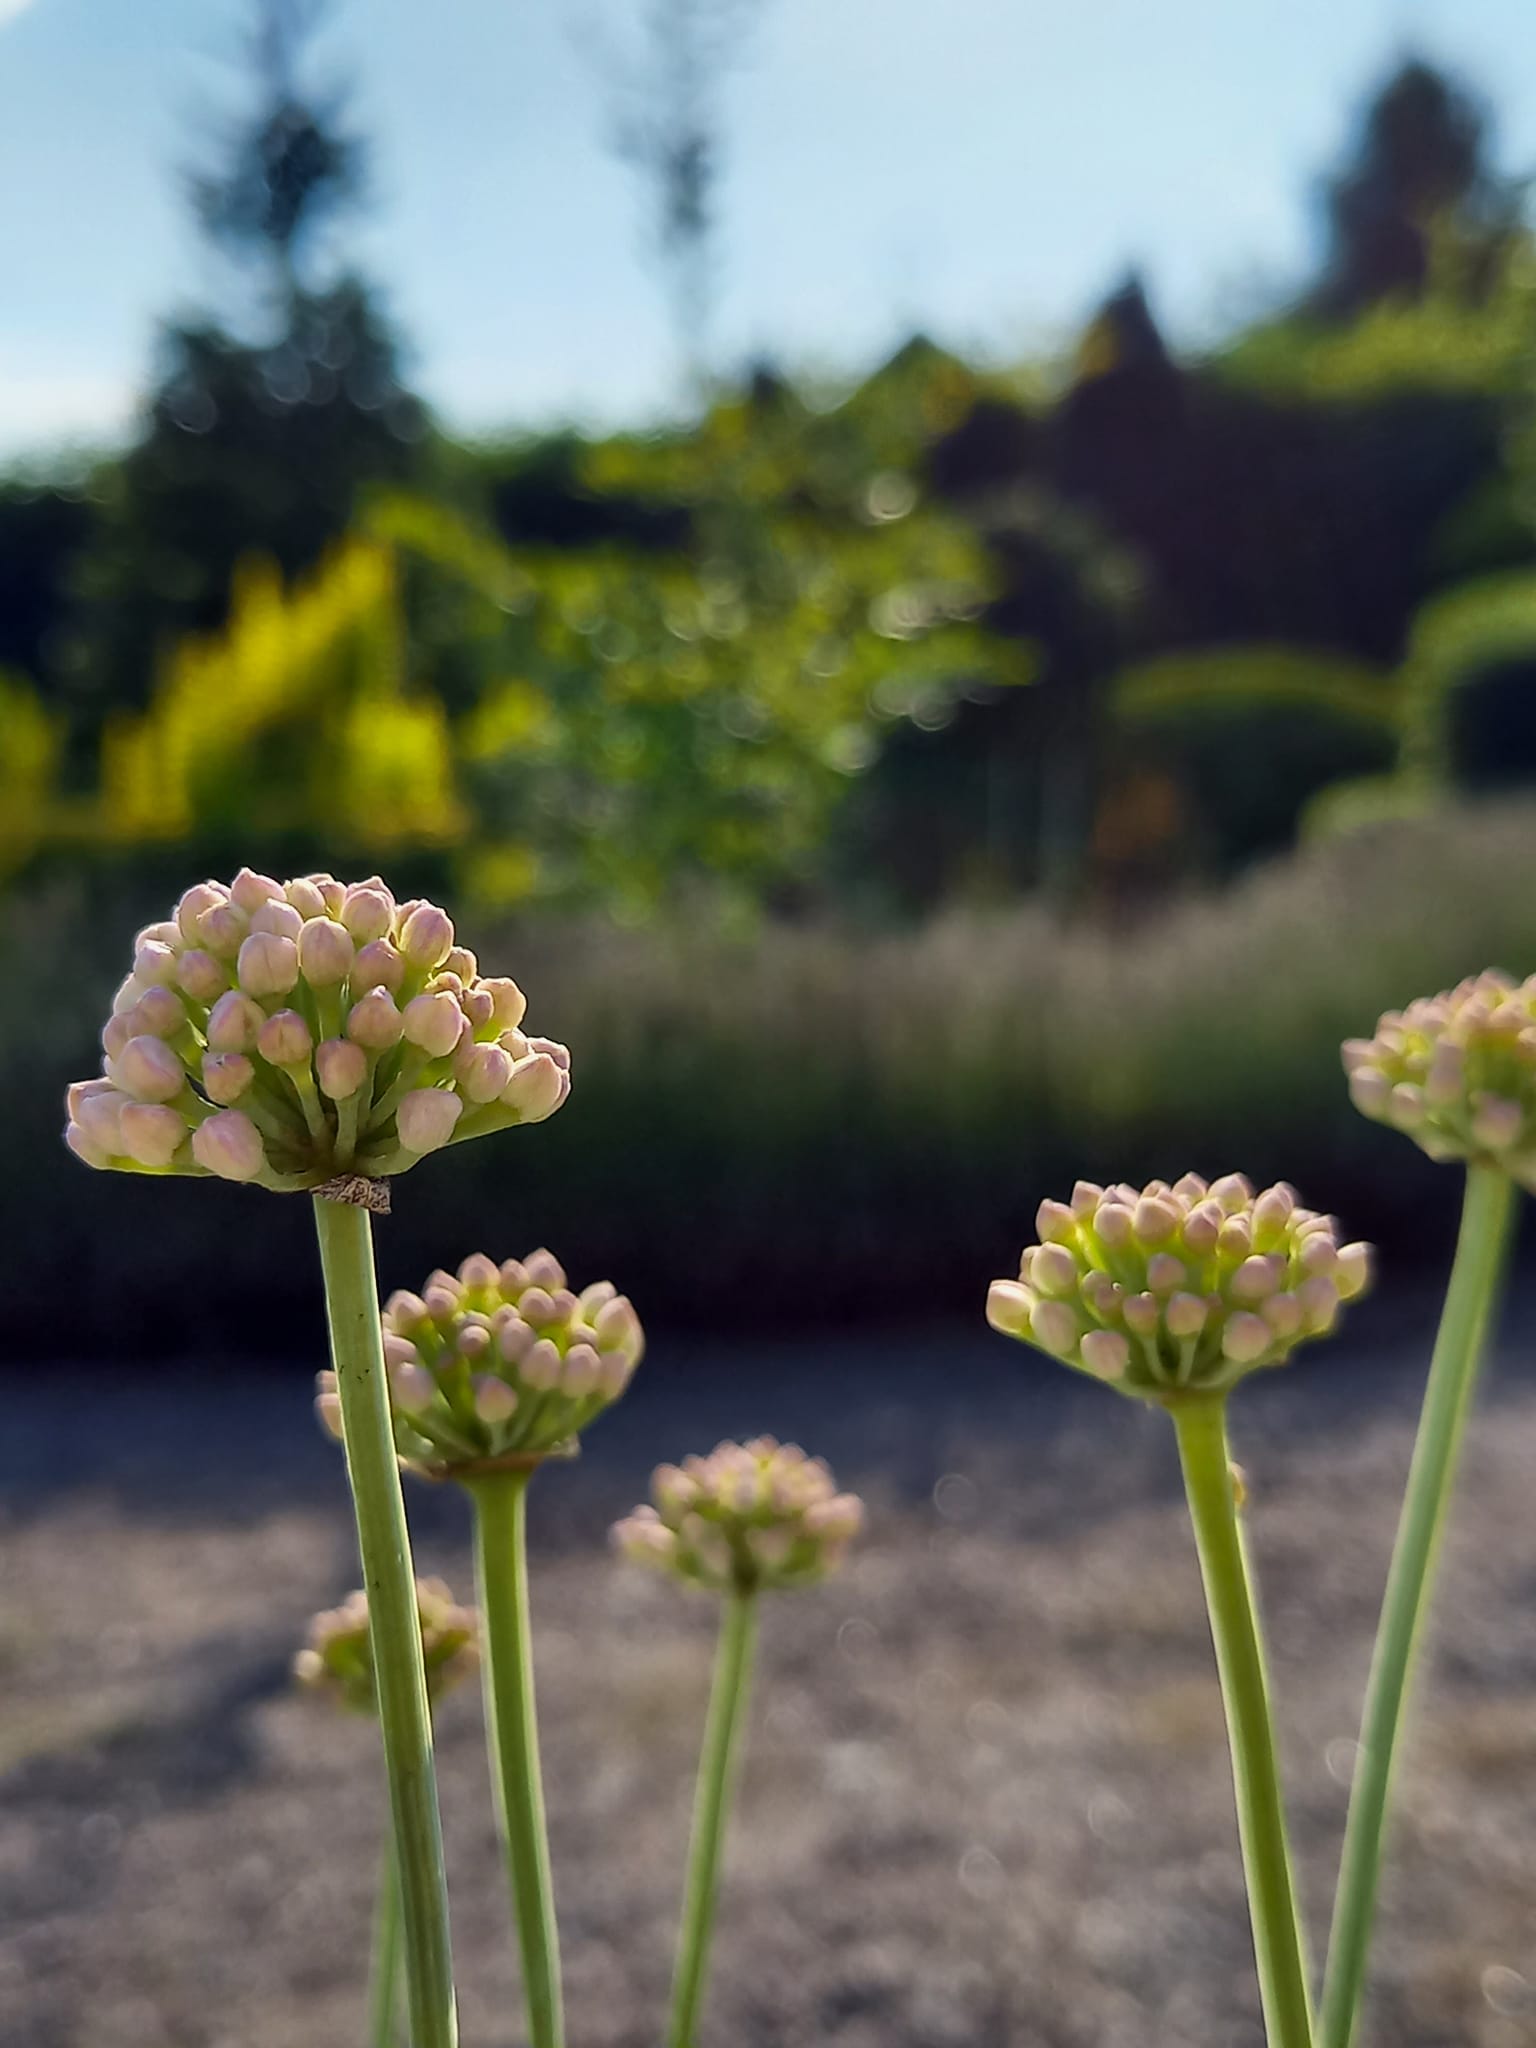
top-left (1320, 1163), bottom-right (1517, 2048)
top-left (369, 1840), bottom-right (403, 2048)
top-left (668, 1585), bottom-right (760, 2048)
top-left (1173, 1395), bottom-right (1313, 2048)
top-left (312, 1195), bottom-right (457, 2048)
top-left (467, 1472), bottom-right (564, 2048)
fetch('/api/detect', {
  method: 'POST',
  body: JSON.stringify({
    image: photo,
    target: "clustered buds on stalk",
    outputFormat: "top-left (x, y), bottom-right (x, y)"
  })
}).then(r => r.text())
top-left (63, 868), bottom-right (570, 1193)
top-left (316, 1250), bottom-right (645, 1474)
top-left (293, 1578), bottom-right (479, 1715)
top-left (612, 1438), bottom-right (864, 1593)
top-left (1344, 970), bottom-right (1536, 1182)
top-left (986, 1173), bottom-right (1372, 1401)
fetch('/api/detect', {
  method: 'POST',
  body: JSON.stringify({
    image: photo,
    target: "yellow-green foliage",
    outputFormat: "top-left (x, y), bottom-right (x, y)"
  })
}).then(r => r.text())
top-left (0, 672), bottom-right (61, 877)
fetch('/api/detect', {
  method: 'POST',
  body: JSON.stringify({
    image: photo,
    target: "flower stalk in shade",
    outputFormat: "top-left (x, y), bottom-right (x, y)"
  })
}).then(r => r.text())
top-left (989, 1172), bottom-right (1374, 2048)
top-left (1321, 988), bottom-right (1525, 2048)
top-left (614, 1439), bottom-right (864, 2048)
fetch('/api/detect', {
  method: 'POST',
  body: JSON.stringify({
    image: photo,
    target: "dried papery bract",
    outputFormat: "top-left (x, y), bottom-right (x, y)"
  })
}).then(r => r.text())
top-left (614, 1441), bottom-right (863, 2048)
top-left (986, 1172), bottom-right (1371, 1404)
top-left (334, 1249), bottom-right (645, 2048)
top-left (1321, 985), bottom-right (1524, 2048)
top-left (989, 1172), bottom-right (1371, 2048)
top-left (64, 868), bottom-right (570, 1193)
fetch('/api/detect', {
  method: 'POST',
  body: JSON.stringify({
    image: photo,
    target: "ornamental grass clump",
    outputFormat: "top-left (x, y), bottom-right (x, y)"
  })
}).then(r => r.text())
top-left (64, 866), bottom-right (568, 1192)
top-left (65, 869), bottom-right (576, 2048)
top-left (294, 1580), bottom-right (478, 2048)
top-left (614, 1442), bottom-right (864, 2048)
top-left (989, 1172), bottom-right (1373, 2048)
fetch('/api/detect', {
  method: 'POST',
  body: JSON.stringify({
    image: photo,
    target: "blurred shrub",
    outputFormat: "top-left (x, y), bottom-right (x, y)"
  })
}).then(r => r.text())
top-left (13, 802), bottom-right (1536, 1361)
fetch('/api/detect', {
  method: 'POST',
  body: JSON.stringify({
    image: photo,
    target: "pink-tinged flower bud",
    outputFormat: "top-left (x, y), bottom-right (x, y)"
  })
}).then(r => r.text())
top-left (1146, 1252), bottom-right (1186, 1294)
top-left (230, 866), bottom-right (284, 913)
top-left (1298, 1233), bottom-right (1337, 1275)
top-left (1029, 1299), bottom-right (1079, 1356)
top-left (1133, 1195), bottom-right (1178, 1244)
top-left (284, 876), bottom-right (328, 920)
top-left (593, 1296), bottom-right (643, 1360)
top-left (457, 1324), bottom-right (491, 1361)
top-left (1035, 1199), bottom-right (1076, 1244)
top-left (402, 991), bottom-right (466, 1058)
top-left (199, 901), bottom-right (249, 959)
top-left (134, 937), bottom-right (178, 986)
top-left (1080, 1329), bottom-right (1130, 1378)
top-left (560, 1343), bottom-right (602, 1397)
top-left (130, 985), bottom-right (184, 1038)
top-left (497, 1316), bottom-right (535, 1364)
top-left (1222, 1313), bottom-right (1271, 1365)
top-left (75, 1086), bottom-right (128, 1153)
top-left (1166, 1291), bottom-right (1208, 1339)
top-left (1210, 1173), bottom-right (1254, 1214)
top-left (117, 1035), bottom-right (185, 1103)
top-left (257, 1009), bottom-right (313, 1067)
top-left (1094, 1200), bottom-right (1134, 1249)
top-left (614, 1513), bottom-right (677, 1567)
top-left (389, 1362), bottom-right (438, 1414)
top-left (1216, 1217), bottom-right (1252, 1261)
top-left (521, 1338), bottom-right (563, 1391)
top-left (1123, 1292), bottom-right (1160, 1337)
top-left (203, 1051), bottom-right (255, 1104)
top-left (598, 1349), bottom-right (634, 1398)
top-left (383, 1333), bottom-right (420, 1366)
top-left (398, 902), bottom-right (454, 969)
top-left (1231, 1255), bottom-right (1284, 1304)
top-left (578, 1279), bottom-right (616, 1318)
top-left (501, 1051), bottom-right (565, 1123)
top-left (385, 1290), bottom-right (430, 1331)
top-left (177, 948), bottom-right (226, 1001)
top-left (423, 1280), bottom-right (461, 1321)
top-left (248, 899), bottom-right (304, 942)
top-left (459, 1042), bottom-right (513, 1103)
top-left (341, 884), bottom-right (395, 945)
top-left (315, 1038), bottom-right (367, 1100)
top-left (192, 1109), bottom-right (266, 1181)
top-left (1472, 1096), bottom-right (1523, 1151)
top-left (518, 1286), bottom-right (557, 1328)
top-left (481, 977), bottom-right (527, 1032)
top-left (457, 1253), bottom-right (501, 1292)
top-left (206, 989), bottom-right (265, 1053)
top-left (1182, 1201), bottom-right (1223, 1254)
top-left (1071, 1179), bottom-right (1104, 1216)
top-left (1348, 1069), bottom-right (1391, 1117)
top-left (237, 932), bottom-right (300, 998)
top-left (353, 939), bottom-right (406, 993)
top-left (442, 945), bottom-right (478, 981)
top-left (473, 1375), bottom-right (519, 1424)
top-left (1029, 1243), bottom-right (1078, 1299)
top-left (297, 917), bottom-right (354, 987)
top-left (68, 1076), bottom-right (118, 1119)
top-left (66, 1122), bottom-right (112, 1168)
top-left (396, 1089), bottom-right (463, 1154)
top-left (1250, 1186), bottom-right (1295, 1245)
top-left (1297, 1274), bottom-right (1340, 1333)
top-left (805, 1494), bottom-right (865, 1542)
top-left (176, 881), bottom-right (228, 943)
top-left (526, 1034), bottom-right (569, 1072)
top-left (118, 1102), bottom-right (187, 1168)
top-left (1262, 1293), bottom-right (1303, 1339)
top-left (347, 987), bottom-right (404, 1049)
top-left (1335, 1244), bottom-right (1372, 1300)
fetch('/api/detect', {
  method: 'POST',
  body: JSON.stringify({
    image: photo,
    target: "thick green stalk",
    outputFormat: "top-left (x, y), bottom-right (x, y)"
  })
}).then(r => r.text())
top-left (369, 1840), bottom-right (403, 2048)
top-left (1174, 1396), bottom-right (1313, 2048)
top-left (668, 1586), bottom-right (759, 2048)
top-left (468, 1473), bottom-right (564, 2048)
top-left (312, 1195), bottom-right (457, 2048)
top-left (1320, 1164), bottom-right (1516, 2048)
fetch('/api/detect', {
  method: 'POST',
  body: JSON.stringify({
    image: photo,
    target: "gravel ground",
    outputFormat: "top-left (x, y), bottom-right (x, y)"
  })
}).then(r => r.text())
top-left (3, 1305), bottom-right (1536, 2047)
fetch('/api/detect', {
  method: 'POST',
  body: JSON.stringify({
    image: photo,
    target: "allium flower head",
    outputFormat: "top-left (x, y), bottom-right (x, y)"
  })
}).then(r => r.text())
top-left (986, 1174), bottom-right (1371, 1402)
top-left (293, 1577), bottom-right (478, 1715)
top-left (612, 1438), bottom-right (864, 1593)
top-left (1344, 970), bottom-right (1536, 1182)
top-left (317, 1250), bottom-right (645, 1474)
top-left (63, 870), bottom-right (570, 1193)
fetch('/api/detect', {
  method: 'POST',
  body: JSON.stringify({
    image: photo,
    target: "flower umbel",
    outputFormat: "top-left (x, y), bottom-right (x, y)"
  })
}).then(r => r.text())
top-left (613, 1438), bottom-right (864, 1593)
top-left (1344, 969), bottom-right (1536, 1181)
top-left (64, 869), bottom-right (570, 1192)
top-left (294, 1578), bottom-right (479, 1716)
top-left (987, 1173), bottom-right (1371, 1401)
top-left (318, 1250), bottom-right (645, 1474)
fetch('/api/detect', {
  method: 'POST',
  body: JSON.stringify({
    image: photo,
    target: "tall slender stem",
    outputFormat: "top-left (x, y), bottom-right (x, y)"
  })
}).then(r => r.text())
top-left (1174, 1396), bottom-right (1313, 2048)
top-left (369, 1838), bottom-right (403, 2048)
top-left (468, 1472), bottom-right (564, 2048)
top-left (668, 1586), bottom-right (759, 2048)
top-left (1320, 1164), bottom-right (1516, 2048)
top-left (312, 1195), bottom-right (457, 2048)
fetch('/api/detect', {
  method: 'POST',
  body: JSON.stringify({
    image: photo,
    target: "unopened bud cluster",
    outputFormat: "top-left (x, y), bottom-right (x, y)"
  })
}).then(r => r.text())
top-left (987, 1173), bottom-right (1371, 1401)
top-left (317, 1250), bottom-right (645, 1473)
top-left (613, 1438), bottom-right (864, 1593)
top-left (64, 868), bottom-right (570, 1193)
top-left (293, 1577), bottom-right (479, 1715)
top-left (1344, 971), bottom-right (1536, 1182)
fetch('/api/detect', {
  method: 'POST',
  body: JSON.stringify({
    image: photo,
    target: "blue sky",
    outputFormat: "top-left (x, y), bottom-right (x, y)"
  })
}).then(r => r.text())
top-left (1, 0), bottom-right (1534, 457)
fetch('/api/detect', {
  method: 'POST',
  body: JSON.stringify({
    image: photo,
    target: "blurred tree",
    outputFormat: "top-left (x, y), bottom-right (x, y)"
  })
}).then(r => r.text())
top-left (59, 0), bottom-right (422, 724)
top-left (1311, 59), bottom-right (1523, 319)
top-left (590, 0), bottom-right (765, 387)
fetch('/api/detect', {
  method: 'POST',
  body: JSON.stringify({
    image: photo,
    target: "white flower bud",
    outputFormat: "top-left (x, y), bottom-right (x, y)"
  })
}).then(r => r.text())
top-left (203, 1051), bottom-right (255, 1104)
top-left (1165, 1291), bottom-right (1207, 1339)
top-left (230, 867), bottom-right (284, 913)
top-left (315, 1038), bottom-right (367, 1100)
top-left (297, 917), bottom-right (355, 987)
top-left (257, 1009), bottom-right (313, 1067)
top-left (248, 899), bottom-right (304, 942)
top-left (177, 948), bottom-right (227, 1001)
top-left (501, 1051), bottom-right (566, 1123)
top-left (1035, 1199), bottom-right (1076, 1244)
top-left (1231, 1255), bottom-right (1284, 1304)
top-left (561, 1343), bottom-right (602, 1397)
top-left (473, 1375), bottom-right (519, 1424)
top-left (66, 1122), bottom-right (112, 1169)
top-left (396, 1088), bottom-right (463, 1154)
top-left (1146, 1252), bottom-right (1186, 1294)
top-left (199, 901), bottom-right (249, 959)
top-left (284, 877), bottom-right (329, 920)
top-left (521, 1337), bottom-right (563, 1391)
top-left (1029, 1243), bottom-right (1078, 1299)
top-left (459, 1042), bottom-right (514, 1103)
top-left (75, 1086), bottom-right (128, 1153)
top-left (117, 1035), bottom-right (185, 1103)
top-left (192, 1109), bottom-right (266, 1181)
top-left (176, 881), bottom-right (228, 944)
top-left (398, 902), bottom-right (454, 968)
top-left (118, 1102), bottom-right (187, 1167)
top-left (1335, 1243), bottom-right (1372, 1300)
top-left (341, 884), bottom-right (395, 944)
top-left (457, 1253), bottom-right (501, 1292)
top-left (1029, 1299), bottom-right (1079, 1356)
top-left (353, 938), bottom-right (406, 993)
top-left (481, 977), bottom-right (528, 1032)
top-left (206, 990), bottom-right (265, 1053)
top-left (1080, 1329), bottom-right (1130, 1378)
top-left (1222, 1313), bottom-right (1271, 1365)
top-left (347, 987), bottom-right (405, 1049)
top-left (130, 986), bottom-right (184, 1038)
top-left (388, 1362), bottom-right (438, 1414)
top-left (402, 991), bottom-right (466, 1058)
top-left (237, 932), bottom-right (300, 998)
top-left (1094, 1200), bottom-right (1134, 1249)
